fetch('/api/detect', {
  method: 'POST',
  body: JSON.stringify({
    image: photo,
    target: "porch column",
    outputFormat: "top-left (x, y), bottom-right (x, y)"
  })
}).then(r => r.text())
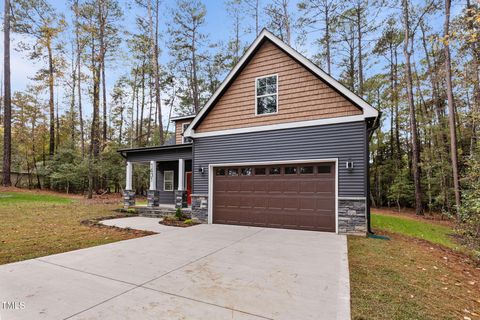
top-left (178, 159), bottom-right (185, 191)
top-left (149, 160), bottom-right (157, 190)
top-left (124, 161), bottom-right (135, 208)
top-left (147, 160), bottom-right (159, 207)
top-left (175, 159), bottom-right (187, 208)
top-left (126, 161), bottom-right (133, 190)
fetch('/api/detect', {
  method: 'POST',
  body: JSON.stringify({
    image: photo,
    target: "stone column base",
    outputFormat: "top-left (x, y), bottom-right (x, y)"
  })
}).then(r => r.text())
top-left (147, 190), bottom-right (160, 207)
top-left (124, 190), bottom-right (135, 208)
top-left (338, 198), bottom-right (367, 235)
top-left (191, 194), bottom-right (208, 222)
top-left (175, 190), bottom-right (188, 208)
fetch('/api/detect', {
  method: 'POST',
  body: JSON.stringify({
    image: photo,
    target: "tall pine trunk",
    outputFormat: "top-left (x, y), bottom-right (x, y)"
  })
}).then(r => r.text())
top-left (47, 38), bottom-right (55, 156)
top-left (148, 0), bottom-right (163, 144)
top-left (3, 0), bottom-right (11, 187)
top-left (444, 0), bottom-right (461, 212)
top-left (402, 0), bottom-right (423, 215)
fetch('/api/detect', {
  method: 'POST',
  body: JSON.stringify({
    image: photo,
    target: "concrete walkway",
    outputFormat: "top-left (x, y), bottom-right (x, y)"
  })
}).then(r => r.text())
top-left (0, 224), bottom-right (350, 320)
top-left (99, 216), bottom-right (173, 233)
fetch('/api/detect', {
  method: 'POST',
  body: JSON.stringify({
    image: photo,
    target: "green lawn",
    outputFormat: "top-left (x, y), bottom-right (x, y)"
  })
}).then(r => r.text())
top-left (349, 211), bottom-right (480, 320)
top-left (0, 189), bottom-right (148, 265)
top-left (0, 191), bottom-right (73, 205)
top-left (371, 213), bottom-right (458, 250)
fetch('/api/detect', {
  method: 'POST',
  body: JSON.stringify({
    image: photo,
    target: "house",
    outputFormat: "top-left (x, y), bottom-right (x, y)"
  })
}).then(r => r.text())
top-left (118, 29), bottom-right (380, 235)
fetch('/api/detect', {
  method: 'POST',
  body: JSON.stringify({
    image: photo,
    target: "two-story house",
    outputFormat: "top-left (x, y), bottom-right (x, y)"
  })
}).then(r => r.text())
top-left (118, 29), bottom-right (380, 235)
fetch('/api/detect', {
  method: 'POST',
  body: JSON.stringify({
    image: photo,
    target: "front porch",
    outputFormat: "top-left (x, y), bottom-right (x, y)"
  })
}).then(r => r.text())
top-left (118, 144), bottom-right (193, 212)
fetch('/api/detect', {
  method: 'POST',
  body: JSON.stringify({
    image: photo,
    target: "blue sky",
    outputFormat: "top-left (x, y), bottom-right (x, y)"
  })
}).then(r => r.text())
top-left (0, 0), bottom-right (462, 120)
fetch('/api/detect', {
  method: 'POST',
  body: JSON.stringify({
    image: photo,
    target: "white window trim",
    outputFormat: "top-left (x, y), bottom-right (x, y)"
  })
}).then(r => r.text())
top-left (182, 122), bottom-right (192, 144)
top-left (163, 170), bottom-right (174, 191)
top-left (255, 74), bottom-right (278, 116)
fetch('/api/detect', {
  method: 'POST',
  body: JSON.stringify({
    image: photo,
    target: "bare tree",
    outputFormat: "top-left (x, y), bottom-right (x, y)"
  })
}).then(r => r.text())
top-left (265, 0), bottom-right (292, 45)
top-left (244, 0), bottom-right (261, 36)
top-left (298, 0), bottom-right (341, 74)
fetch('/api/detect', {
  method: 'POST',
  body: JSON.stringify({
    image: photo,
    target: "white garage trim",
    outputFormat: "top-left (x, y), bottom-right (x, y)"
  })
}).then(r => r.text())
top-left (207, 158), bottom-right (339, 234)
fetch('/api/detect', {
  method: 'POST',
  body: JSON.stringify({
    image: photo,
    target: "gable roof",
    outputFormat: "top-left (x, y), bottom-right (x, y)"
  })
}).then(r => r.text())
top-left (184, 29), bottom-right (379, 138)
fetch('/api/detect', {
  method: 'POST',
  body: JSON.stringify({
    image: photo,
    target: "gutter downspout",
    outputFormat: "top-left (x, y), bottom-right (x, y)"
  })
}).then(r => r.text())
top-left (366, 112), bottom-right (382, 234)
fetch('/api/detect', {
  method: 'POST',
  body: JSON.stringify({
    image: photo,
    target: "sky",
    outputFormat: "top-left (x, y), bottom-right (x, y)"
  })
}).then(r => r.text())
top-left (0, 0), bottom-right (464, 122)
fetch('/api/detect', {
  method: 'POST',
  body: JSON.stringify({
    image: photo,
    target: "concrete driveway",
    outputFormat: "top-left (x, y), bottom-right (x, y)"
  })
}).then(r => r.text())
top-left (0, 223), bottom-right (350, 320)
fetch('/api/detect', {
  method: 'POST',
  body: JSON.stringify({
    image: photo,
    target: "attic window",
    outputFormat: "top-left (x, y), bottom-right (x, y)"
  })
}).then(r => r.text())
top-left (256, 75), bottom-right (277, 115)
top-left (182, 122), bottom-right (192, 144)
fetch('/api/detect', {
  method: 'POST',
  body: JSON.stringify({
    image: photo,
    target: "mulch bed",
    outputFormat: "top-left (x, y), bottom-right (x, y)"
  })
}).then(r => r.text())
top-left (159, 220), bottom-right (200, 228)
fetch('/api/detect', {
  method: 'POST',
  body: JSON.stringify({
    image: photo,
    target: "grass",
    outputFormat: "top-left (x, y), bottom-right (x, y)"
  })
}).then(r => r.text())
top-left (349, 211), bottom-right (480, 320)
top-left (0, 191), bottom-right (73, 205)
top-left (0, 189), bottom-right (148, 265)
top-left (371, 213), bottom-right (458, 250)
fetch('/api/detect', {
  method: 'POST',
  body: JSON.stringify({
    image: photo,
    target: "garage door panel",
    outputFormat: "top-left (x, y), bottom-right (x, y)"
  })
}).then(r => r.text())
top-left (299, 198), bottom-right (316, 210)
top-left (316, 179), bottom-right (335, 192)
top-left (267, 182), bottom-right (283, 193)
top-left (213, 162), bottom-right (336, 232)
top-left (300, 181), bottom-right (316, 194)
top-left (253, 181), bottom-right (268, 192)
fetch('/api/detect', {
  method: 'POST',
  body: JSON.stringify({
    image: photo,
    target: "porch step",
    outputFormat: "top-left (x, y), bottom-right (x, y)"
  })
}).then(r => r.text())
top-left (135, 206), bottom-right (192, 218)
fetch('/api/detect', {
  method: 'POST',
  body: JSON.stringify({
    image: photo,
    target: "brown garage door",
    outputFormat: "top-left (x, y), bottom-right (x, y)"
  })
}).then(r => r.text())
top-left (213, 162), bottom-right (336, 232)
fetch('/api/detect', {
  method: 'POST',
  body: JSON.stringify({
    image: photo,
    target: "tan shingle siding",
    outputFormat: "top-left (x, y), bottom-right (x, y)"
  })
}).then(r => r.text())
top-left (196, 40), bottom-right (362, 133)
top-left (175, 119), bottom-right (192, 144)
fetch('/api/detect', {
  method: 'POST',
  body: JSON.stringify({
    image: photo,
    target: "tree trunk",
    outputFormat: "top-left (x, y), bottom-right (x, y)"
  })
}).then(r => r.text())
top-left (356, 4), bottom-right (364, 96)
top-left (325, 9), bottom-right (331, 74)
top-left (47, 38), bottom-right (55, 156)
top-left (444, 0), bottom-right (461, 212)
top-left (101, 58), bottom-right (107, 145)
top-left (148, 0), bottom-right (163, 144)
top-left (74, 0), bottom-right (85, 158)
top-left (3, 0), bottom-right (11, 187)
top-left (467, 0), bottom-right (480, 154)
top-left (139, 63), bottom-right (146, 146)
top-left (70, 45), bottom-right (76, 149)
top-left (402, 0), bottom-right (423, 215)
top-left (192, 31), bottom-right (200, 113)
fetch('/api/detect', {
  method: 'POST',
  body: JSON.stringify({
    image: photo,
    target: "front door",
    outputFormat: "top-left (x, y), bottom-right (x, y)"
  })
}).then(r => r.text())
top-left (186, 172), bottom-right (192, 206)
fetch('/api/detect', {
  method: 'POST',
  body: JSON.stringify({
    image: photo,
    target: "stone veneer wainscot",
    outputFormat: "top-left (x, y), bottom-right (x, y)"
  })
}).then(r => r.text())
top-left (338, 198), bottom-right (366, 235)
top-left (191, 194), bottom-right (208, 222)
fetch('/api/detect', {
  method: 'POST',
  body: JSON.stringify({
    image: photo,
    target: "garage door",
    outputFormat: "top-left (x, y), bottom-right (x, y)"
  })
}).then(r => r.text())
top-left (213, 162), bottom-right (336, 232)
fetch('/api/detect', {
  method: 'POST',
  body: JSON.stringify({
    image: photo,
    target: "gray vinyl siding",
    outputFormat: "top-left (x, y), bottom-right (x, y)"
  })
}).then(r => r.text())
top-left (126, 147), bottom-right (192, 162)
top-left (193, 121), bottom-right (367, 197)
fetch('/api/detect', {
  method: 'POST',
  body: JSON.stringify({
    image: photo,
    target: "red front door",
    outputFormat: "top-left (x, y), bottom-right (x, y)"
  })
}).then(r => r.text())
top-left (186, 172), bottom-right (192, 206)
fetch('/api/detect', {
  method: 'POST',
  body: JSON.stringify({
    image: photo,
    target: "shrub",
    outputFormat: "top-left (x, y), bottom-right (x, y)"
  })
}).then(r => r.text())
top-left (458, 154), bottom-right (480, 251)
top-left (175, 208), bottom-right (184, 220)
top-left (184, 219), bottom-right (194, 225)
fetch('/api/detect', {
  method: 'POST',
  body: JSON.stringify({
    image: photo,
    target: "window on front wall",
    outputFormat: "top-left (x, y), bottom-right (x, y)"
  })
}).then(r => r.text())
top-left (164, 170), bottom-right (174, 191)
top-left (256, 75), bottom-right (277, 115)
top-left (182, 122), bottom-right (192, 144)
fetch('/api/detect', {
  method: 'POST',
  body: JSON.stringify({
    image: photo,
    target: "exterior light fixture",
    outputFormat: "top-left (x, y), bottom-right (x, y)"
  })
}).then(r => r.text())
top-left (346, 160), bottom-right (354, 171)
